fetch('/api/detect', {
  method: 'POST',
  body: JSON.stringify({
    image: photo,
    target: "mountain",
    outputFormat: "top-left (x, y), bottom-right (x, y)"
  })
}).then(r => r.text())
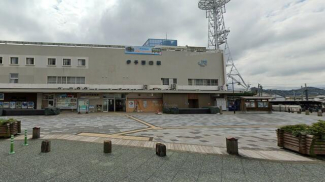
top-left (251, 87), bottom-right (325, 97)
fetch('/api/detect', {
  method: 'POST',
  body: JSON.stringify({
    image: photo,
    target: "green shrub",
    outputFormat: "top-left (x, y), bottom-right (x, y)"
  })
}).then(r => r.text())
top-left (0, 118), bottom-right (17, 126)
top-left (280, 124), bottom-right (310, 136)
top-left (309, 120), bottom-right (325, 136)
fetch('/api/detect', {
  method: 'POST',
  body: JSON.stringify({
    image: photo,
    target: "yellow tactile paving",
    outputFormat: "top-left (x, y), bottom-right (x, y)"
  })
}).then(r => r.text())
top-left (78, 132), bottom-right (151, 141)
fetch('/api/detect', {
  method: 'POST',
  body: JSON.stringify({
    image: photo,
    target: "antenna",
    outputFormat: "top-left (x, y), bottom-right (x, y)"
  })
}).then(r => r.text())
top-left (198, 0), bottom-right (250, 91)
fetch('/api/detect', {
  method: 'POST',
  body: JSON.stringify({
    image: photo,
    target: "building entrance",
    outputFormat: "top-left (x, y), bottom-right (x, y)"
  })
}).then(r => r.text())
top-left (103, 99), bottom-right (114, 112)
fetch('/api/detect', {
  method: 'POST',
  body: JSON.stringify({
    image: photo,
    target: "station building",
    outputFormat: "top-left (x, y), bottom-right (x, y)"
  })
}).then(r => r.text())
top-left (0, 39), bottom-right (232, 113)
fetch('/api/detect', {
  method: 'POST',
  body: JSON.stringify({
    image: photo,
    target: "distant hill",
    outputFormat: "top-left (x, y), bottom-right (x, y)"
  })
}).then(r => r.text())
top-left (251, 87), bottom-right (325, 97)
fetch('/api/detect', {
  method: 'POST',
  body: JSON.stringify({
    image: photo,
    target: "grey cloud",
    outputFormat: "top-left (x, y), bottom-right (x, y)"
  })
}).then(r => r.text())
top-left (0, 0), bottom-right (324, 89)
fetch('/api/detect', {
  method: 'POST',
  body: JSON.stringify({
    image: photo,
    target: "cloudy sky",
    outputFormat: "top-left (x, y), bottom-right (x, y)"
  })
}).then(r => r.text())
top-left (0, 0), bottom-right (324, 89)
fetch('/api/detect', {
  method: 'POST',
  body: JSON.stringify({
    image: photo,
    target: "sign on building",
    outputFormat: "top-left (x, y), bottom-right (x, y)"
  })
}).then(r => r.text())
top-left (125, 46), bottom-right (162, 55)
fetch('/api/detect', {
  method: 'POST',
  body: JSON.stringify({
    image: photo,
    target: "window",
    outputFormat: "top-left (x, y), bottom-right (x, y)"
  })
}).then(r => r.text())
top-left (10, 57), bottom-right (19, 65)
top-left (63, 59), bottom-right (71, 66)
top-left (173, 78), bottom-right (177, 84)
top-left (149, 61), bottom-right (154, 65)
top-left (195, 79), bottom-right (204, 86)
top-left (141, 60), bottom-right (146, 65)
top-left (188, 79), bottom-right (218, 86)
top-left (78, 59), bottom-right (86, 66)
top-left (26, 58), bottom-right (34, 65)
top-left (157, 61), bottom-right (161, 65)
top-left (0, 57), bottom-right (2, 64)
top-left (47, 76), bottom-right (85, 84)
top-left (76, 77), bottom-right (85, 84)
top-left (188, 79), bottom-right (193, 85)
top-left (67, 77), bottom-right (76, 84)
top-left (134, 60), bottom-right (138, 65)
top-left (211, 79), bottom-right (218, 86)
top-left (126, 60), bottom-right (131, 64)
top-left (10, 73), bottom-right (19, 83)
top-left (161, 78), bottom-right (169, 85)
top-left (47, 76), bottom-right (57, 84)
top-left (48, 58), bottom-right (56, 66)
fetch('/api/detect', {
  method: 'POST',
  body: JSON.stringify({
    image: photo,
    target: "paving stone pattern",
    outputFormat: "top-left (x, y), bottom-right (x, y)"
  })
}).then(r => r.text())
top-left (0, 113), bottom-right (147, 135)
top-left (129, 112), bottom-right (325, 150)
top-left (0, 140), bottom-right (324, 182)
top-left (131, 112), bottom-right (324, 127)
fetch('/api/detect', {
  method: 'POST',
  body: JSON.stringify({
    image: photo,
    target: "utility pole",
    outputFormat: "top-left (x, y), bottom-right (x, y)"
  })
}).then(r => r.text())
top-left (305, 83), bottom-right (309, 101)
top-left (301, 86), bottom-right (304, 101)
top-left (232, 78), bottom-right (236, 114)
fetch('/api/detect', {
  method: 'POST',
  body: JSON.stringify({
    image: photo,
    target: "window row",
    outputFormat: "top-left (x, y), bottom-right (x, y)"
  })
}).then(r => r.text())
top-left (0, 56), bottom-right (86, 66)
top-left (188, 79), bottom-right (218, 86)
top-left (161, 78), bottom-right (177, 85)
top-left (47, 76), bottom-right (86, 84)
top-left (127, 60), bottom-right (161, 66)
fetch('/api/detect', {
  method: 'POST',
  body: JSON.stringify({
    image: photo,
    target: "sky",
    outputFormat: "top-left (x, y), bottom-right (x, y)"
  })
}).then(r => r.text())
top-left (0, 0), bottom-right (324, 90)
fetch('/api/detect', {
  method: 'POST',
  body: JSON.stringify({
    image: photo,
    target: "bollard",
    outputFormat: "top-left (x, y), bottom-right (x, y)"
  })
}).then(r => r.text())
top-left (156, 143), bottom-right (166, 157)
top-left (32, 127), bottom-right (40, 139)
top-left (318, 110), bottom-right (323, 117)
top-left (305, 110), bottom-right (310, 115)
top-left (226, 137), bottom-right (238, 155)
top-left (219, 106), bottom-right (223, 115)
top-left (104, 140), bottom-right (112, 153)
top-left (23, 130), bottom-right (28, 146)
top-left (9, 135), bottom-right (15, 154)
top-left (41, 140), bottom-right (51, 153)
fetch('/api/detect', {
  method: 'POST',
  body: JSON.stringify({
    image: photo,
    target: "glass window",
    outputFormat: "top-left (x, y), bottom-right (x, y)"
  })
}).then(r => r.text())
top-left (161, 78), bottom-right (169, 85)
top-left (10, 57), bottom-right (19, 65)
top-left (61, 77), bottom-right (67, 84)
top-left (188, 79), bottom-right (193, 85)
top-left (47, 76), bottom-right (57, 84)
top-left (48, 58), bottom-right (56, 65)
top-left (63, 59), bottom-right (71, 66)
top-left (67, 77), bottom-right (76, 84)
top-left (211, 79), bottom-right (218, 86)
top-left (76, 77), bottom-right (85, 84)
top-left (57, 77), bottom-right (62, 84)
top-left (0, 57), bottom-right (3, 64)
top-left (195, 79), bottom-right (204, 86)
top-left (157, 61), bottom-right (161, 65)
top-left (173, 78), bottom-right (177, 84)
top-left (10, 73), bottom-right (19, 83)
top-left (78, 59), bottom-right (86, 66)
top-left (26, 58), bottom-right (34, 65)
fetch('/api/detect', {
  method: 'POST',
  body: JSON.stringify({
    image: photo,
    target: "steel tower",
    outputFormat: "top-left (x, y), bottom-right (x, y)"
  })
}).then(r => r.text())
top-left (198, 0), bottom-right (250, 90)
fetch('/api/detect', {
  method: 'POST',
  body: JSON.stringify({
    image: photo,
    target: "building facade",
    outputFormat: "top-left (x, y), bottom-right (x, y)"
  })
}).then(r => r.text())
top-left (0, 40), bottom-right (231, 113)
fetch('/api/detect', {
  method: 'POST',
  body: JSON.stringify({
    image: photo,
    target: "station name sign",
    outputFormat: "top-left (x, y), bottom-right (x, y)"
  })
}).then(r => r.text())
top-left (125, 46), bottom-right (162, 55)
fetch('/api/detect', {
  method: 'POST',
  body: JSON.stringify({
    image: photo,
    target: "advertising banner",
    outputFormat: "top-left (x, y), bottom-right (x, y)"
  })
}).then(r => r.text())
top-left (125, 46), bottom-right (162, 55)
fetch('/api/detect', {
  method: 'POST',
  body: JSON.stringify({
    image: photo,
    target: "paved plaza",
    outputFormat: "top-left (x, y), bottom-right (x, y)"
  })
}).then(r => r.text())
top-left (1, 112), bottom-right (323, 150)
top-left (0, 139), bottom-right (325, 182)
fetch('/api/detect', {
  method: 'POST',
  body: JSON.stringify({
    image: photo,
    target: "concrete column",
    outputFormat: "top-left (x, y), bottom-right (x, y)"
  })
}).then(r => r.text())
top-left (36, 93), bottom-right (42, 109)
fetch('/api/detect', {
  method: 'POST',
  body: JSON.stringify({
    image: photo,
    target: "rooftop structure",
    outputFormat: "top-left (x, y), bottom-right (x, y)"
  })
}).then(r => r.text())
top-left (143, 39), bottom-right (177, 47)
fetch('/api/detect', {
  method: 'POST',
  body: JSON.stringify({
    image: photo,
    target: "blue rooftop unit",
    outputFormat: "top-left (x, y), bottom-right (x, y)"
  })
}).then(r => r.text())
top-left (143, 39), bottom-right (178, 47)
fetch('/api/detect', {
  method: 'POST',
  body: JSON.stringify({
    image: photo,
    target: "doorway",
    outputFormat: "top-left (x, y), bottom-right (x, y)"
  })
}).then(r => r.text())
top-left (188, 99), bottom-right (199, 108)
top-left (103, 99), bottom-right (114, 112)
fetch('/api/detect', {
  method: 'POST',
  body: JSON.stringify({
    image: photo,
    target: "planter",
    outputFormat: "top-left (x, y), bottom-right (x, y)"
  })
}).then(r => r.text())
top-left (9, 121), bottom-right (19, 136)
top-left (0, 124), bottom-right (11, 138)
top-left (277, 129), bottom-right (325, 156)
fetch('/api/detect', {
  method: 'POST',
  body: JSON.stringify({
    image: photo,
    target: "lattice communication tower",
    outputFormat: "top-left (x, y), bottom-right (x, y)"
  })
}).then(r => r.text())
top-left (198, 0), bottom-right (250, 91)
